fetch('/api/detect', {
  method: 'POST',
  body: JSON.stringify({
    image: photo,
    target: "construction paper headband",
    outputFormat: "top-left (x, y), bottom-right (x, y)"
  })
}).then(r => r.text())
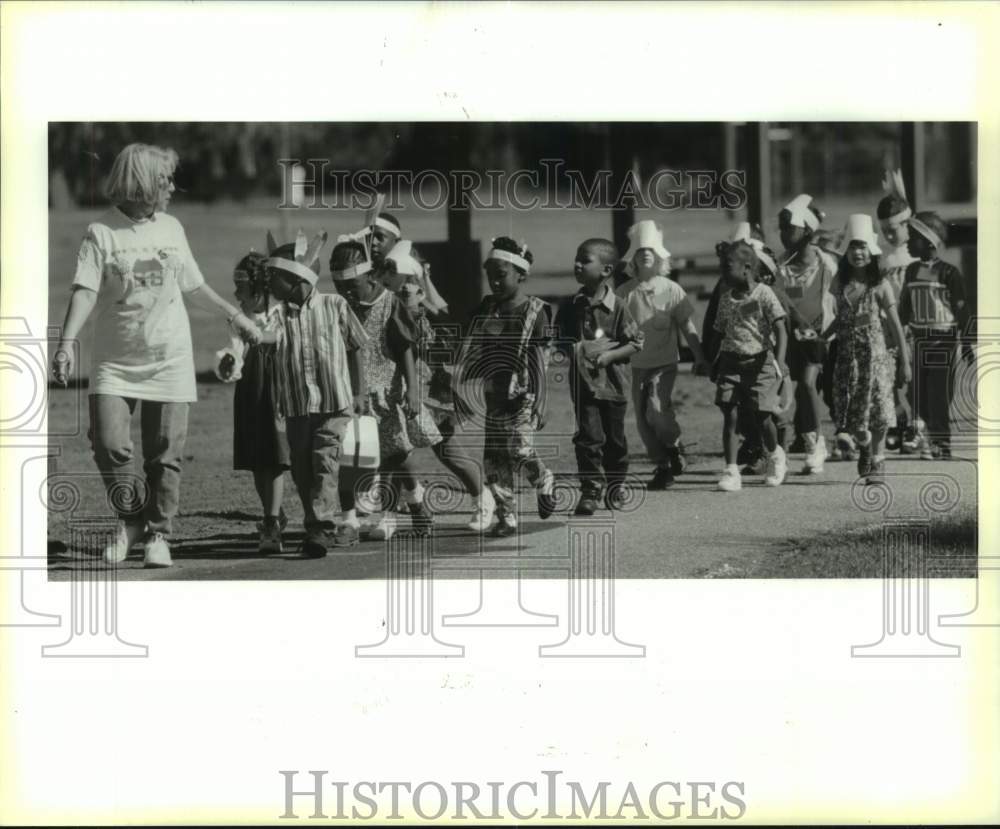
top-left (783, 194), bottom-right (821, 230)
top-left (907, 216), bottom-right (943, 250)
top-left (330, 262), bottom-right (373, 281)
top-left (371, 216), bottom-right (401, 238)
top-left (266, 257), bottom-right (319, 285)
top-left (265, 228), bottom-right (327, 286)
top-left (488, 248), bottom-right (531, 273)
top-left (880, 169), bottom-right (911, 223)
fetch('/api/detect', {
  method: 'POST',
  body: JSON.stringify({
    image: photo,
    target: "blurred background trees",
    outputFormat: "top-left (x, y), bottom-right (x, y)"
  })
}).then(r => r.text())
top-left (48, 122), bottom-right (975, 210)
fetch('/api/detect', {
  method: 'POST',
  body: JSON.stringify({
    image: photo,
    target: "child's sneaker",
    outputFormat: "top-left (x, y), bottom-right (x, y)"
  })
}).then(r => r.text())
top-left (491, 511), bottom-right (518, 537)
top-left (717, 464), bottom-right (742, 492)
top-left (648, 466), bottom-right (675, 490)
top-left (764, 446), bottom-right (787, 487)
top-left (885, 427), bottom-right (901, 452)
top-left (102, 520), bottom-right (146, 565)
top-left (900, 426), bottom-right (919, 454)
top-left (937, 441), bottom-right (952, 460)
top-left (143, 532), bottom-right (173, 568)
top-left (331, 523), bottom-right (360, 548)
top-left (467, 489), bottom-right (496, 533)
top-left (258, 518), bottom-right (283, 554)
top-left (574, 492), bottom-right (599, 516)
top-left (802, 433), bottom-right (827, 475)
top-left (834, 432), bottom-right (857, 461)
top-left (866, 457), bottom-right (886, 485)
top-left (537, 470), bottom-right (556, 519)
top-left (364, 515), bottom-right (397, 541)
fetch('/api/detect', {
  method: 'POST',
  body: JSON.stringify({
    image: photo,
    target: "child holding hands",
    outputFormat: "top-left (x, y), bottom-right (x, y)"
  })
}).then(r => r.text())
top-left (215, 250), bottom-right (289, 553)
top-left (821, 215), bottom-right (911, 483)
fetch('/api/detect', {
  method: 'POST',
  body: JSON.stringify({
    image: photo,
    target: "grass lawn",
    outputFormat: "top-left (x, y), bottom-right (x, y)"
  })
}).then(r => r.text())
top-left (696, 504), bottom-right (978, 578)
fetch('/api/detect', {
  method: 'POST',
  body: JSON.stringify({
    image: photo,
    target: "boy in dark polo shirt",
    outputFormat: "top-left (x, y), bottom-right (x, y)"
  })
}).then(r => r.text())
top-left (561, 239), bottom-right (644, 515)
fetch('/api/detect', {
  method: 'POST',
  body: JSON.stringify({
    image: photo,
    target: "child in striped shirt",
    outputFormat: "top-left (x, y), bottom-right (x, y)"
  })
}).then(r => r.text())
top-left (898, 211), bottom-right (969, 459)
top-left (267, 232), bottom-right (368, 558)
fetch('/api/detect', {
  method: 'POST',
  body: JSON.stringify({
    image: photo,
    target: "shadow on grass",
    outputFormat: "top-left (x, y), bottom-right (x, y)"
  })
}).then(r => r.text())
top-left (695, 508), bottom-right (978, 579)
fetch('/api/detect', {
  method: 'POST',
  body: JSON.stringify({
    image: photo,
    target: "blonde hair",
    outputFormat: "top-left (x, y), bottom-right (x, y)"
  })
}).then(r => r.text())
top-left (103, 143), bottom-right (179, 207)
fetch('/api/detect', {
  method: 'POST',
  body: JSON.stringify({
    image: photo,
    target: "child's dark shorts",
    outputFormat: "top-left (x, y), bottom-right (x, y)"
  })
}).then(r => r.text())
top-left (787, 333), bottom-right (827, 382)
top-left (714, 350), bottom-right (783, 414)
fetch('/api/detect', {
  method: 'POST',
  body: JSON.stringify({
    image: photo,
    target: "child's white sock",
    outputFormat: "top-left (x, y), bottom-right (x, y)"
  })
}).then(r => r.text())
top-left (341, 509), bottom-right (360, 528)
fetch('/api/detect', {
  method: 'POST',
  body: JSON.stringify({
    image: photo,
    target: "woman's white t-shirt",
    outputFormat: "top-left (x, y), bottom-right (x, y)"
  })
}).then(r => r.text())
top-left (72, 207), bottom-right (205, 402)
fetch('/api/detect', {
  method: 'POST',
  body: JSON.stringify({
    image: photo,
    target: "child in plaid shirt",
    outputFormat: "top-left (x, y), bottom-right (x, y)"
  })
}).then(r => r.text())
top-left (560, 238), bottom-right (644, 515)
top-left (266, 232), bottom-right (368, 558)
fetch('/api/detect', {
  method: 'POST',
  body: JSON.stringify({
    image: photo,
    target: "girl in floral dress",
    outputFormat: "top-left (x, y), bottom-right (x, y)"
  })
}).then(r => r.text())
top-left (820, 215), bottom-right (911, 484)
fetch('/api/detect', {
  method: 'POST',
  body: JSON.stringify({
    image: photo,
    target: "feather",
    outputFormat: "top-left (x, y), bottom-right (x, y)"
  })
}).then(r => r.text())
top-left (303, 231), bottom-right (328, 267)
top-left (293, 229), bottom-right (307, 261)
top-left (265, 231), bottom-right (278, 255)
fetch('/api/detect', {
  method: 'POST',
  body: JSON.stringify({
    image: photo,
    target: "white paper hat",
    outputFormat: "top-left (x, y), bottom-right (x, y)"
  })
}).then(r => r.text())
top-left (783, 194), bottom-right (821, 230)
top-left (729, 222), bottom-right (753, 244)
top-left (621, 220), bottom-right (670, 263)
top-left (840, 214), bottom-right (882, 256)
top-left (727, 222), bottom-right (776, 276)
top-left (385, 239), bottom-right (423, 278)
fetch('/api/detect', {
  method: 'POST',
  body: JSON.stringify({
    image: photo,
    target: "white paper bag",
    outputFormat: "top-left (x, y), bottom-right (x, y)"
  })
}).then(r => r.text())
top-left (341, 415), bottom-right (381, 469)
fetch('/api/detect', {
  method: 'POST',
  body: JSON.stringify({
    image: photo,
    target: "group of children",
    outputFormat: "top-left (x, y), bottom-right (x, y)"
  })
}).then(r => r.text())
top-left (55, 143), bottom-right (969, 569)
top-left (216, 179), bottom-right (968, 558)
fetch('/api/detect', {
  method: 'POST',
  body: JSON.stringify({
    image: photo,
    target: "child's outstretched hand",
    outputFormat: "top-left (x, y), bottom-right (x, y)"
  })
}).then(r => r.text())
top-left (352, 393), bottom-right (367, 417)
top-left (404, 386), bottom-right (421, 419)
top-left (533, 402), bottom-right (547, 431)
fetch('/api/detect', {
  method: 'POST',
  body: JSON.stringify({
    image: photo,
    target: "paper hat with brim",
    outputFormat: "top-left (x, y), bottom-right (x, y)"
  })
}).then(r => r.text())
top-left (385, 240), bottom-right (423, 278)
top-left (840, 214), bottom-right (882, 256)
top-left (265, 229), bottom-right (327, 286)
top-left (783, 194), bottom-right (822, 230)
top-left (621, 220), bottom-right (671, 265)
top-left (727, 222), bottom-right (777, 276)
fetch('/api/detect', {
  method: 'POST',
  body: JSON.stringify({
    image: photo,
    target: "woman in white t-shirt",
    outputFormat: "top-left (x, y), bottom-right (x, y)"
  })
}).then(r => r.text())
top-left (52, 143), bottom-right (261, 568)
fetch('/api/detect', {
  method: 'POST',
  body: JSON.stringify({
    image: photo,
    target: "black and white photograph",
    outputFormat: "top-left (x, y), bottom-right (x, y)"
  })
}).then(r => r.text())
top-left (3, 2), bottom-right (998, 826)
top-left (45, 120), bottom-right (979, 579)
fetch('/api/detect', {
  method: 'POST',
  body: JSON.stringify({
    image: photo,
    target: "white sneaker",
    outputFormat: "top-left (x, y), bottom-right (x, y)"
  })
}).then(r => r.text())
top-left (802, 433), bottom-right (827, 475)
top-left (717, 464), bottom-right (742, 492)
top-left (764, 446), bottom-right (787, 487)
top-left (467, 488), bottom-right (496, 532)
top-left (102, 520), bottom-right (145, 564)
top-left (143, 532), bottom-right (173, 568)
top-left (365, 515), bottom-right (397, 541)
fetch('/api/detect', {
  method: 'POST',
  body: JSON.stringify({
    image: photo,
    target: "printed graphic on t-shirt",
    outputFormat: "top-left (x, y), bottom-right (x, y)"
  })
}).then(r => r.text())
top-left (909, 281), bottom-right (956, 327)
